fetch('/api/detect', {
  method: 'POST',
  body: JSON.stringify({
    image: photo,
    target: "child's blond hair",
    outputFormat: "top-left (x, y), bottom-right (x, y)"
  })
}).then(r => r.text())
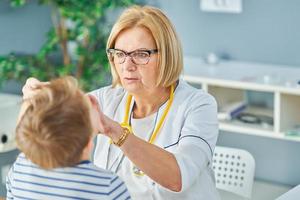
top-left (16, 76), bottom-right (93, 169)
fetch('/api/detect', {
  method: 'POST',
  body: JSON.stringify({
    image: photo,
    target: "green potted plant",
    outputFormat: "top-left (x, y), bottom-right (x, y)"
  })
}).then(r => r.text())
top-left (0, 0), bottom-right (137, 91)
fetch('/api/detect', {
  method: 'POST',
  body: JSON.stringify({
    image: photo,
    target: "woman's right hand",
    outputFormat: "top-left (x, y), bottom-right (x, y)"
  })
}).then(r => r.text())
top-left (22, 77), bottom-right (49, 99)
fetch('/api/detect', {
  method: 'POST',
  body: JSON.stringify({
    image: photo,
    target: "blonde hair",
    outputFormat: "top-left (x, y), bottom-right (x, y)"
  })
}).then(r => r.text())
top-left (16, 76), bottom-right (93, 169)
top-left (107, 5), bottom-right (183, 87)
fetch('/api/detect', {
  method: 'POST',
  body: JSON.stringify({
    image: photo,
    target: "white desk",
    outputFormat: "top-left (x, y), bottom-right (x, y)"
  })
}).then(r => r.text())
top-left (276, 185), bottom-right (300, 200)
top-left (0, 93), bottom-right (21, 153)
top-left (219, 179), bottom-right (292, 200)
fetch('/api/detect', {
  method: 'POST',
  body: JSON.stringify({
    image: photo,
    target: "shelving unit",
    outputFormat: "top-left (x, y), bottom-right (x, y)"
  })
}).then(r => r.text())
top-left (183, 56), bottom-right (300, 142)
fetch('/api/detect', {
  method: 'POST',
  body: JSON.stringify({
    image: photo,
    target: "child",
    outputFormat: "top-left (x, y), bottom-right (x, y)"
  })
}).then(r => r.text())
top-left (6, 76), bottom-right (131, 200)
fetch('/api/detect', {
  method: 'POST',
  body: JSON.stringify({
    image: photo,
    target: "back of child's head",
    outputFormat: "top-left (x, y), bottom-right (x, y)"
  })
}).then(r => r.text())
top-left (16, 76), bottom-right (93, 169)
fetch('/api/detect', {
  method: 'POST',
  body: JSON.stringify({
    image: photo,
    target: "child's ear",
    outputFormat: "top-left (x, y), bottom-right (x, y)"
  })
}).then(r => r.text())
top-left (87, 138), bottom-right (94, 151)
top-left (82, 137), bottom-right (94, 160)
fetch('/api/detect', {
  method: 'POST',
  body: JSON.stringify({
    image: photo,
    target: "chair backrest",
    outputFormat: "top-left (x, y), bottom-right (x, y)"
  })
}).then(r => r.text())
top-left (212, 146), bottom-right (255, 199)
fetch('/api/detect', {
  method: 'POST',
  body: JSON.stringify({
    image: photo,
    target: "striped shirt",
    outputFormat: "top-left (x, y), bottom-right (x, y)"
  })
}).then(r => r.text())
top-left (6, 153), bottom-right (131, 200)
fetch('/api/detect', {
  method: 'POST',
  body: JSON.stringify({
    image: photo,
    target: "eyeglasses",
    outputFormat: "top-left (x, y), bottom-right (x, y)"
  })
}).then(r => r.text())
top-left (106, 48), bottom-right (158, 65)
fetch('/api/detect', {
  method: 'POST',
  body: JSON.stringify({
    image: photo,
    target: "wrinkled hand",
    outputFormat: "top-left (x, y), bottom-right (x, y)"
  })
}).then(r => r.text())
top-left (22, 77), bottom-right (49, 100)
top-left (87, 94), bottom-right (122, 139)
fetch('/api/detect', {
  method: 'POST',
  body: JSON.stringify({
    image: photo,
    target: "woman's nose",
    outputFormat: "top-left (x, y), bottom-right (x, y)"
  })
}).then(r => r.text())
top-left (122, 56), bottom-right (136, 71)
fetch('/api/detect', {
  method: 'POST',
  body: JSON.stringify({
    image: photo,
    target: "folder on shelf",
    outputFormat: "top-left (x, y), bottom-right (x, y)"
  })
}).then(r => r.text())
top-left (218, 101), bottom-right (246, 121)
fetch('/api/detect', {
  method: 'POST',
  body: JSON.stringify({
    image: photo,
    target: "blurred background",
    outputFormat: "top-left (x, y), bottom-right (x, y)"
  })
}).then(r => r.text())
top-left (0, 0), bottom-right (299, 199)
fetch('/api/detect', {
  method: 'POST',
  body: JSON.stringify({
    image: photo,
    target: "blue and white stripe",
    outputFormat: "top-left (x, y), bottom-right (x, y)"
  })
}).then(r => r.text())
top-left (6, 153), bottom-right (131, 200)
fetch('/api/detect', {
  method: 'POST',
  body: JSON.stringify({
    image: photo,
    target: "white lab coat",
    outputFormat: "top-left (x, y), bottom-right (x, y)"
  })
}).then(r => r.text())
top-left (91, 79), bottom-right (220, 200)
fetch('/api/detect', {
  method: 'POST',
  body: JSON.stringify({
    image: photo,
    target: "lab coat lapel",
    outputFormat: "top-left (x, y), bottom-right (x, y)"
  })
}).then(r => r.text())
top-left (107, 144), bottom-right (124, 172)
top-left (107, 93), bottom-right (135, 172)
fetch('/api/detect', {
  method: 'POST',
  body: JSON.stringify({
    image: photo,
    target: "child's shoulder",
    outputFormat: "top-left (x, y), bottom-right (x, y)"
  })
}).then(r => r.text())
top-left (11, 153), bottom-right (39, 174)
top-left (75, 160), bottom-right (117, 180)
top-left (15, 152), bottom-right (32, 165)
top-left (13, 155), bottom-right (120, 182)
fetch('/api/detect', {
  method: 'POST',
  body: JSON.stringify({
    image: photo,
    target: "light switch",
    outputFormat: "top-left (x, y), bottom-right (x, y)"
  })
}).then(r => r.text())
top-left (201, 0), bottom-right (242, 13)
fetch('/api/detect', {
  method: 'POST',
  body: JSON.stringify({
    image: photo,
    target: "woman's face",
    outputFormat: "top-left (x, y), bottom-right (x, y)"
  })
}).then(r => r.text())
top-left (114, 27), bottom-right (159, 94)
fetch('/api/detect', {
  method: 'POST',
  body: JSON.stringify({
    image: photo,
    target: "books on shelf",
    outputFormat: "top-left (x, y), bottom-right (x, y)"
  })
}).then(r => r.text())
top-left (218, 101), bottom-right (246, 121)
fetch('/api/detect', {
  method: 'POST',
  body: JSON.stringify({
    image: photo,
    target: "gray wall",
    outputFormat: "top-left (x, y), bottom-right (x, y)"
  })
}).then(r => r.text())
top-left (0, 0), bottom-right (51, 55)
top-left (155, 0), bottom-right (300, 67)
top-left (0, 1), bottom-right (299, 196)
top-left (153, 0), bottom-right (300, 186)
top-left (1, 0), bottom-right (299, 66)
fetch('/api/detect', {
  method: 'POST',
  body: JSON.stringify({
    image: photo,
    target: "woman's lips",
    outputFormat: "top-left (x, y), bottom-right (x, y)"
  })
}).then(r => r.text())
top-left (124, 77), bottom-right (139, 83)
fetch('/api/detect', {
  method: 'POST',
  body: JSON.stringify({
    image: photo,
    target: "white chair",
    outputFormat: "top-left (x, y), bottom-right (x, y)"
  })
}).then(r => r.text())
top-left (212, 146), bottom-right (255, 199)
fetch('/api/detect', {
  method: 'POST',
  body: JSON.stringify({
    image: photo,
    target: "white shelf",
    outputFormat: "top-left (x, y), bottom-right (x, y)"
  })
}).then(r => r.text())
top-left (184, 75), bottom-right (300, 95)
top-left (220, 122), bottom-right (300, 142)
top-left (183, 56), bottom-right (300, 142)
top-left (219, 121), bottom-right (273, 135)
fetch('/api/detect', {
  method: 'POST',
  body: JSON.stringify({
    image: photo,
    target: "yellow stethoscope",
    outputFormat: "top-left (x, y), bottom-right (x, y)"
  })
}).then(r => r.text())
top-left (122, 84), bottom-right (175, 176)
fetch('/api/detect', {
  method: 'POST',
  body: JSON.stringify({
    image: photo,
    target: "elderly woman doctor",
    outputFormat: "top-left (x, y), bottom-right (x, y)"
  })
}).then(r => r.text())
top-left (22, 5), bottom-right (220, 200)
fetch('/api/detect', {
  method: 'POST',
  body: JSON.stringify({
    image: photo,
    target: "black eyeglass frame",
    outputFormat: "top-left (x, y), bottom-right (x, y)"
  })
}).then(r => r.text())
top-left (106, 48), bottom-right (158, 65)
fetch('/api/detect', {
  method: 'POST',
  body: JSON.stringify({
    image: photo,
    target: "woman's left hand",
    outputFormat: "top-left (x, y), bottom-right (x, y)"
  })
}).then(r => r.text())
top-left (87, 94), bottom-right (123, 140)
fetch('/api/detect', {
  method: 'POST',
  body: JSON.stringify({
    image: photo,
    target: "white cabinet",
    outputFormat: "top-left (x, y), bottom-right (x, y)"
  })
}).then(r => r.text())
top-left (183, 57), bottom-right (300, 142)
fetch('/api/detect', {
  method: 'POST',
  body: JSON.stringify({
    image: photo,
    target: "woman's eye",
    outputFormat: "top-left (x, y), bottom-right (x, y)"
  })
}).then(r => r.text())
top-left (134, 52), bottom-right (148, 58)
top-left (115, 52), bottom-right (125, 58)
